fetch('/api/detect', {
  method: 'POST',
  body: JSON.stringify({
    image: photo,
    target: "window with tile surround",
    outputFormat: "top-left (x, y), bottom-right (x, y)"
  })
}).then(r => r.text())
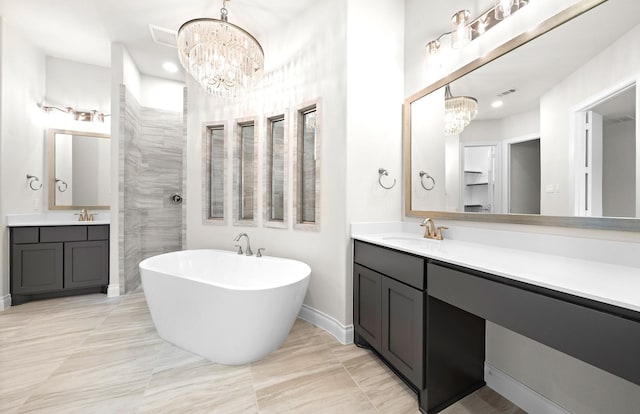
top-left (205, 124), bottom-right (225, 221)
top-left (265, 114), bottom-right (287, 228)
top-left (234, 120), bottom-right (258, 224)
top-left (294, 101), bottom-right (321, 230)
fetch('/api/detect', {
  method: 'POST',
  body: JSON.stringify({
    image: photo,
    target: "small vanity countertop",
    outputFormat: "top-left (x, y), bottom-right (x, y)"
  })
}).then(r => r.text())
top-left (6, 213), bottom-right (110, 227)
top-left (352, 232), bottom-right (640, 313)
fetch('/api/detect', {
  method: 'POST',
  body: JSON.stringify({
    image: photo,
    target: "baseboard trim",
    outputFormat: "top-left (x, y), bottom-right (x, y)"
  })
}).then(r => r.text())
top-left (298, 304), bottom-right (354, 345)
top-left (485, 364), bottom-right (571, 414)
top-left (107, 284), bottom-right (120, 297)
top-left (0, 294), bottom-right (11, 310)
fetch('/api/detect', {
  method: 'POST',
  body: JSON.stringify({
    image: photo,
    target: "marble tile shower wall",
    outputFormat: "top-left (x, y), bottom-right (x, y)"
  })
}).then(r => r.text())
top-left (120, 85), bottom-right (184, 293)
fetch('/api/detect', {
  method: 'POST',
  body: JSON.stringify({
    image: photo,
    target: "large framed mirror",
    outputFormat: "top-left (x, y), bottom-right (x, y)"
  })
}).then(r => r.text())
top-left (404, 0), bottom-right (640, 231)
top-left (48, 129), bottom-right (111, 210)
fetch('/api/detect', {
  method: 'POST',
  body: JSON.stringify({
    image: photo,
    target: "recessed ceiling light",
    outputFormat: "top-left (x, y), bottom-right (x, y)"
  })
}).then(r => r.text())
top-left (491, 100), bottom-right (504, 108)
top-left (163, 62), bottom-right (179, 73)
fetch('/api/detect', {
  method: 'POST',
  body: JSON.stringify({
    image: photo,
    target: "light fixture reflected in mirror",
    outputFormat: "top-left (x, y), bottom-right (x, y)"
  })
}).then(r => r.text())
top-left (451, 10), bottom-right (471, 49)
top-left (444, 84), bottom-right (478, 136)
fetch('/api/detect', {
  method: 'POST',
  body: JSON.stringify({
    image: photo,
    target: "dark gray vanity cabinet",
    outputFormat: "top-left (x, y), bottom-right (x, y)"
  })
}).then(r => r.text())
top-left (11, 243), bottom-right (64, 294)
top-left (10, 225), bottom-right (109, 305)
top-left (353, 240), bottom-right (426, 389)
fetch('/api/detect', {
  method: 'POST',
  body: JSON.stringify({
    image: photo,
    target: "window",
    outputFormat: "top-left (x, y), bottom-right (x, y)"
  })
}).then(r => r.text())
top-left (294, 101), bottom-right (321, 230)
top-left (204, 124), bottom-right (226, 222)
top-left (234, 120), bottom-right (257, 224)
top-left (265, 114), bottom-right (288, 227)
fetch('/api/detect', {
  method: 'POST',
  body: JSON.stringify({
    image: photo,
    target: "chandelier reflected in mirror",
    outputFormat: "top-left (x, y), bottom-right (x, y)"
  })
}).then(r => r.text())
top-left (177, 0), bottom-right (264, 98)
top-left (443, 84), bottom-right (478, 136)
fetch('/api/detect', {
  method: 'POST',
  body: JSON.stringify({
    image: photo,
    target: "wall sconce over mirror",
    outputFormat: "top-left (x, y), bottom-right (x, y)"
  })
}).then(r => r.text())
top-left (38, 103), bottom-right (108, 123)
top-left (425, 1), bottom-right (530, 66)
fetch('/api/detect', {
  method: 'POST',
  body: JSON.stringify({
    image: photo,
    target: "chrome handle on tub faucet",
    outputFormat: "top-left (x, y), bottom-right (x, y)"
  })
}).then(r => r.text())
top-left (234, 244), bottom-right (243, 255)
top-left (256, 248), bottom-right (266, 257)
top-left (233, 233), bottom-right (253, 256)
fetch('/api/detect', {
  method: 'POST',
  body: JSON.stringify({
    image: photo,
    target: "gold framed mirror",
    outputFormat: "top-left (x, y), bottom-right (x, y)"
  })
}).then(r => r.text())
top-left (48, 128), bottom-right (111, 210)
top-left (404, 0), bottom-right (640, 231)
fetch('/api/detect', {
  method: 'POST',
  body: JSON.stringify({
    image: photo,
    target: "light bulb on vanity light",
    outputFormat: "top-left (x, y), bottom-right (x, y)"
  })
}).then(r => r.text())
top-left (451, 10), bottom-right (471, 49)
top-left (495, 0), bottom-right (517, 20)
top-left (426, 39), bottom-right (441, 71)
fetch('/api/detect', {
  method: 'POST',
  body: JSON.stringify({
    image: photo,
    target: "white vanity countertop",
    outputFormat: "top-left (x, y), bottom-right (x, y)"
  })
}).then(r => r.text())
top-left (352, 231), bottom-right (640, 313)
top-left (6, 213), bottom-right (110, 227)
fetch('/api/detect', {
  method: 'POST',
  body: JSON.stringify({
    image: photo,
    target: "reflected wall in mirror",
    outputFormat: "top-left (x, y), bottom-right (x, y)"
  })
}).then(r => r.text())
top-left (48, 129), bottom-right (110, 210)
top-left (406, 0), bottom-right (640, 230)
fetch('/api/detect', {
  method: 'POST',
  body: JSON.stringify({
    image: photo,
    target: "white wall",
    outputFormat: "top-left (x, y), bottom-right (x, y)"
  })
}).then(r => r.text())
top-left (404, 1), bottom-right (640, 412)
top-left (345, 0), bottom-right (405, 325)
top-left (140, 76), bottom-right (184, 112)
top-left (186, 0), bottom-right (350, 324)
top-left (0, 19), bottom-right (46, 305)
top-left (45, 56), bottom-right (110, 115)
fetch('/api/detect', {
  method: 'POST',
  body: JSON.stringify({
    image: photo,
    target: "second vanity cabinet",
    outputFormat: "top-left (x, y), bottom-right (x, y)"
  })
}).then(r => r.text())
top-left (353, 240), bottom-right (425, 389)
top-left (11, 225), bottom-right (109, 305)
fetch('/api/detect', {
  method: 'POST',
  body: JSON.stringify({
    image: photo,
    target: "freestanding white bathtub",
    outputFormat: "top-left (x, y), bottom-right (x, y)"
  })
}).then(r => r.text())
top-left (139, 249), bottom-right (311, 365)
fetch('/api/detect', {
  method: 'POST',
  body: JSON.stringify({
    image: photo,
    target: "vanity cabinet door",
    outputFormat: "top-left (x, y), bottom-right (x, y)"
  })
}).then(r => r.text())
top-left (381, 276), bottom-right (425, 389)
top-left (353, 264), bottom-right (382, 350)
top-left (11, 243), bottom-right (64, 294)
top-left (64, 240), bottom-right (109, 289)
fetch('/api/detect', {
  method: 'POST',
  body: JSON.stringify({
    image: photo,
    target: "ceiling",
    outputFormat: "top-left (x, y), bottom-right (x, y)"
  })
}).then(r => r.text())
top-left (0, 0), bottom-right (317, 82)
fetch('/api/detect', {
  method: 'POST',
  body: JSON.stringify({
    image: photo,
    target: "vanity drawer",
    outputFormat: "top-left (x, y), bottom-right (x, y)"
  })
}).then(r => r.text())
top-left (40, 226), bottom-right (87, 242)
top-left (354, 241), bottom-right (425, 290)
top-left (11, 227), bottom-right (39, 244)
top-left (88, 225), bottom-right (109, 241)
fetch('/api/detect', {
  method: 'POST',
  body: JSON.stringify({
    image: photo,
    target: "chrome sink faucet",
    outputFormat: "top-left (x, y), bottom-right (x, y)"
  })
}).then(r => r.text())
top-left (233, 233), bottom-right (253, 256)
top-left (420, 218), bottom-right (448, 240)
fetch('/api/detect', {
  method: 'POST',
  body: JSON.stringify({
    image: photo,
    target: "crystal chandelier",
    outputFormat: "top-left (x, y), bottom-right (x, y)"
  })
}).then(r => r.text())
top-left (177, 0), bottom-right (264, 98)
top-left (443, 84), bottom-right (478, 135)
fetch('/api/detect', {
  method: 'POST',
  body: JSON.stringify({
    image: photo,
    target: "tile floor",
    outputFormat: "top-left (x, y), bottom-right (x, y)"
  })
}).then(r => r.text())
top-left (0, 293), bottom-right (525, 413)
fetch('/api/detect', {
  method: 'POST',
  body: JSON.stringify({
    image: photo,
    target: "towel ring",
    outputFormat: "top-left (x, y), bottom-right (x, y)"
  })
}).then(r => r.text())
top-left (378, 168), bottom-right (396, 190)
top-left (55, 178), bottom-right (68, 192)
top-left (26, 174), bottom-right (43, 191)
top-left (419, 171), bottom-right (435, 191)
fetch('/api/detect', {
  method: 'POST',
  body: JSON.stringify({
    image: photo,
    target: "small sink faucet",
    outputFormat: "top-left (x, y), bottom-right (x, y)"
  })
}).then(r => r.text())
top-left (233, 233), bottom-right (253, 256)
top-left (420, 218), bottom-right (448, 240)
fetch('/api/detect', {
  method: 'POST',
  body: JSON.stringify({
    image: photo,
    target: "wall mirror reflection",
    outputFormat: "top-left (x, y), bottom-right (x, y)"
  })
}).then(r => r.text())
top-left (48, 128), bottom-right (111, 210)
top-left (407, 0), bottom-right (640, 229)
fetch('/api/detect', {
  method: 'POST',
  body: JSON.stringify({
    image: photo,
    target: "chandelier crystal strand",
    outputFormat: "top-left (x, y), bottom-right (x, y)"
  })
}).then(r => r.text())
top-left (177, 0), bottom-right (264, 98)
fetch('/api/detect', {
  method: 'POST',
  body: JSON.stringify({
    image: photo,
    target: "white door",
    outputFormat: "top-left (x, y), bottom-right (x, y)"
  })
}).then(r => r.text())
top-left (575, 111), bottom-right (603, 216)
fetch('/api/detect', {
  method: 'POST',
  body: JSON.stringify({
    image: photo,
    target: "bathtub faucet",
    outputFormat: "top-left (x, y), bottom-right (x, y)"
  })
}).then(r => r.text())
top-left (233, 233), bottom-right (253, 256)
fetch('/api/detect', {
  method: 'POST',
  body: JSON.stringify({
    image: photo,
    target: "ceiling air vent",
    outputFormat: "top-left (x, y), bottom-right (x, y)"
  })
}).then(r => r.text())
top-left (497, 89), bottom-right (517, 97)
top-left (149, 24), bottom-right (178, 48)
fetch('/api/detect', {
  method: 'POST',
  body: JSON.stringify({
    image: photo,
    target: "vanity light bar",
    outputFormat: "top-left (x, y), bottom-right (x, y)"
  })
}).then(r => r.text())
top-left (425, 0), bottom-right (530, 60)
top-left (38, 103), bottom-right (109, 123)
